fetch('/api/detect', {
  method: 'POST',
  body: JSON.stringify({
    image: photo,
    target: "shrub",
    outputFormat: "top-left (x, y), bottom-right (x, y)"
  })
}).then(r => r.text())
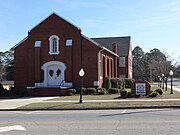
top-left (0, 82), bottom-right (4, 90)
top-left (149, 91), bottom-right (159, 97)
top-left (105, 77), bottom-right (111, 90)
top-left (155, 88), bottom-right (163, 95)
top-left (127, 91), bottom-right (132, 98)
top-left (0, 82), bottom-right (11, 96)
top-left (111, 78), bottom-right (124, 90)
top-left (84, 88), bottom-right (96, 95)
top-left (66, 89), bottom-right (76, 96)
top-left (96, 88), bottom-right (106, 95)
top-left (108, 88), bottom-right (120, 94)
top-left (111, 78), bottom-right (118, 88)
top-left (124, 79), bottom-right (133, 88)
top-left (120, 90), bottom-right (127, 97)
top-left (76, 87), bottom-right (86, 94)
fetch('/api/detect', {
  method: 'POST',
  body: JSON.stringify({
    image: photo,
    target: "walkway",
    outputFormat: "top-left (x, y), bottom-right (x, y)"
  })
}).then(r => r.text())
top-left (167, 85), bottom-right (180, 92)
top-left (0, 83), bottom-right (179, 110)
top-left (0, 97), bottom-right (57, 110)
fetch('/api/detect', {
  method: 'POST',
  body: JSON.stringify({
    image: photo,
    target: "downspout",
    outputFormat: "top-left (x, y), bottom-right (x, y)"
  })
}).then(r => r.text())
top-left (98, 47), bottom-right (104, 87)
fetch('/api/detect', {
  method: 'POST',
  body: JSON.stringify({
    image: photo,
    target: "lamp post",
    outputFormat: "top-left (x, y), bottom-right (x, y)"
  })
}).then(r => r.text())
top-left (158, 76), bottom-right (161, 87)
top-left (169, 70), bottom-right (173, 94)
top-left (164, 77), bottom-right (167, 91)
top-left (79, 68), bottom-right (85, 103)
top-left (162, 74), bottom-right (164, 89)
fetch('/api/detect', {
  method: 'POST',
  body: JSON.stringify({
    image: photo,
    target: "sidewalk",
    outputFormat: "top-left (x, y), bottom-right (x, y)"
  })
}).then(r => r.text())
top-left (152, 82), bottom-right (180, 92)
top-left (0, 96), bottom-right (57, 110)
top-left (167, 85), bottom-right (180, 92)
top-left (0, 83), bottom-right (180, 110)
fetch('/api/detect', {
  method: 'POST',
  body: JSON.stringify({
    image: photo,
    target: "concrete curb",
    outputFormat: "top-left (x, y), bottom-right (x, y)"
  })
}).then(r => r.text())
top-left (0, 105), bottom-right (180, 111)
top-left (1, 98), bottom-right (180, 111)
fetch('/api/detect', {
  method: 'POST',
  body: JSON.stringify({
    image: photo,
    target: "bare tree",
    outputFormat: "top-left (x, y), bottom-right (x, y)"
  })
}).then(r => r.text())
top-left (0, 52), bottom-right (6, 82)
top-left (0, 65), bottom-right (6, 82)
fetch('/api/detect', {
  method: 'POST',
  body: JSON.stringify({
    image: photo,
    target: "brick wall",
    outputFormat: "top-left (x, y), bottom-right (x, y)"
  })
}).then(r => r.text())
top-left (14, 13), bottom-right (119, 95)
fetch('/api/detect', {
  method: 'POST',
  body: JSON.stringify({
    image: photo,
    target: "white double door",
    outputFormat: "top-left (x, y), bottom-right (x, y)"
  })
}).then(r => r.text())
top-left (47, 65), bottom-right (63, 86)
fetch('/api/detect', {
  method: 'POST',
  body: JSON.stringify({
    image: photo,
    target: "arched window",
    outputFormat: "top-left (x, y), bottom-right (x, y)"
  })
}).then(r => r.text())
top-left (49, 35), bottom-right (60, 55)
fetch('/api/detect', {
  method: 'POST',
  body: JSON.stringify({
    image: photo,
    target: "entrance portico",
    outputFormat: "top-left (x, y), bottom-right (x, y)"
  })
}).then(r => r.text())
top-left (33, 61), bottom-right (72, 88)
top-left (42, 61), bottom-right (66, 87)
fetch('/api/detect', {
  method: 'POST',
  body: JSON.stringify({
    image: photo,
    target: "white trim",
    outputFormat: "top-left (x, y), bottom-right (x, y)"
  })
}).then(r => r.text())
top-left (29, 12), bottom-right (81, 32)
top-left (100, 76), bottom-right (103, 80)
top-left (102, 47), bottom-right (119, 57)
top-left (82, 34), bottom-right (119, 57)
top-left (13, 12), bottom-right (81, 49)
top-left (49, 35), bottom-right (60, 55)
top-left (13, 37), bottom-right (28, 49)
top-left (41, 61), bottom-right (66, 87)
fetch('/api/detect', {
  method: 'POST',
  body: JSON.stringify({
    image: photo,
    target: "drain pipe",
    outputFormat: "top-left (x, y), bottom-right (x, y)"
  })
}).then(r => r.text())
top-left (98, 47), bottom-right (104, 85)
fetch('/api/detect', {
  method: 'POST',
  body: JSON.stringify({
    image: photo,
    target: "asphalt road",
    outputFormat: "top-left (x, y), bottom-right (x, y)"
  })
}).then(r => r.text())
top-left (0, 109), bottom-right (180, 135)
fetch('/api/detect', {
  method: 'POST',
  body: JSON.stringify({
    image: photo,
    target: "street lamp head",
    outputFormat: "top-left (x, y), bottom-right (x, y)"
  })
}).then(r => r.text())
top-left (79, 68), bottom-right (85, 77)
top-left (169, 70), bottom-right (173, 76)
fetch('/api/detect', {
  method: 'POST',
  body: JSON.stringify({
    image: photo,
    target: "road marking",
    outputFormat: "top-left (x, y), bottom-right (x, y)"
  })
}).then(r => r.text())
top-left (121, 110), bottom-right (127, 113)
top-left (0, 120), bottom-right (180, 125)
top-left (0, 125), bottom-right (26, 133)
top-left (12, 111), bottom-right (41, 114)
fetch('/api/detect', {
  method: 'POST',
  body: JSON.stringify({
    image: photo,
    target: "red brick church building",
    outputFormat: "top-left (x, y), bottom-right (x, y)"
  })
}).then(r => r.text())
top-left (13, 13), bottom-right (132, 96)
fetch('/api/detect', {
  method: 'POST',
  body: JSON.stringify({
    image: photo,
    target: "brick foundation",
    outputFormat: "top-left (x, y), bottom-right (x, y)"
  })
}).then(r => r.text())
top-left (27, 88), bottom-right (67, 96)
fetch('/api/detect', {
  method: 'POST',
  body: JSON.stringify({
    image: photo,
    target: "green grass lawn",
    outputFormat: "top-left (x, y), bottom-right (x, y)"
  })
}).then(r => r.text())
top-left (151, 84), bottom-right (180, 99)
top-left (17, 100), bottom-right (180, 110)
top-left (46, 85), bottom-right (180, 101)
top-left (16, 84), bottom-right (180, 110)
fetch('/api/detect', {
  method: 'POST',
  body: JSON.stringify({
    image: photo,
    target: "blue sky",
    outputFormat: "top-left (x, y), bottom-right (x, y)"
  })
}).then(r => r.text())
top-left (0, 0), bottom-right (180, 59)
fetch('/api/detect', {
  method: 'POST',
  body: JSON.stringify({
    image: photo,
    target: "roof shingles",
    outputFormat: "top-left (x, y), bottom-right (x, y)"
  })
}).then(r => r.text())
top-left (92, 36), bottom-right (131, 56)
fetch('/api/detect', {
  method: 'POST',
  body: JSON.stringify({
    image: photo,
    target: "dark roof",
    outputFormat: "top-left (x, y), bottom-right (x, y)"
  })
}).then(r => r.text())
top-left (92, 36), bottom-right (131, 56)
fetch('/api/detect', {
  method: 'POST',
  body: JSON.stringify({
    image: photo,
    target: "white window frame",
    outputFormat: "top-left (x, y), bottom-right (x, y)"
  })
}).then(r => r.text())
top-left (49, 35), bottom-right (60, 55)
top-left (66, 39), bottom-right (73, 46)
top-left (34, 41), bottom-right (41, 47)
top-left (119, 57), bottom-right (126, 67)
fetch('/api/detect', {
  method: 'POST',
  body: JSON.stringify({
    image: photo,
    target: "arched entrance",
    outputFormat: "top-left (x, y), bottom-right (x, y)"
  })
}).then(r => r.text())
top-left (41, 61), bottom-right (66, 87)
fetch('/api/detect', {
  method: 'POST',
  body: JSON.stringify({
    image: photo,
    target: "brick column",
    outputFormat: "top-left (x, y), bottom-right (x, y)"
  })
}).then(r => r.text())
top-left (65, 44), bottom-right (72, 82)
top-left (34, 41), bottom-right (41, 83)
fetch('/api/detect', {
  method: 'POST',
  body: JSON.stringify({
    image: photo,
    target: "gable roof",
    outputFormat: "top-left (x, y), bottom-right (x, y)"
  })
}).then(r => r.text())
top-left (82, 35), bottom-right (119, 57)
top-left (13, 12), bottom-right (81, 49)
top-left (29, 12), bottom-right (81, 32)
top-left (12, 36), bottom-right (28, 49)
top-left (13, 12), bottom-right (130, 58)
top-left (92, 36), bottom-right (131, 56)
